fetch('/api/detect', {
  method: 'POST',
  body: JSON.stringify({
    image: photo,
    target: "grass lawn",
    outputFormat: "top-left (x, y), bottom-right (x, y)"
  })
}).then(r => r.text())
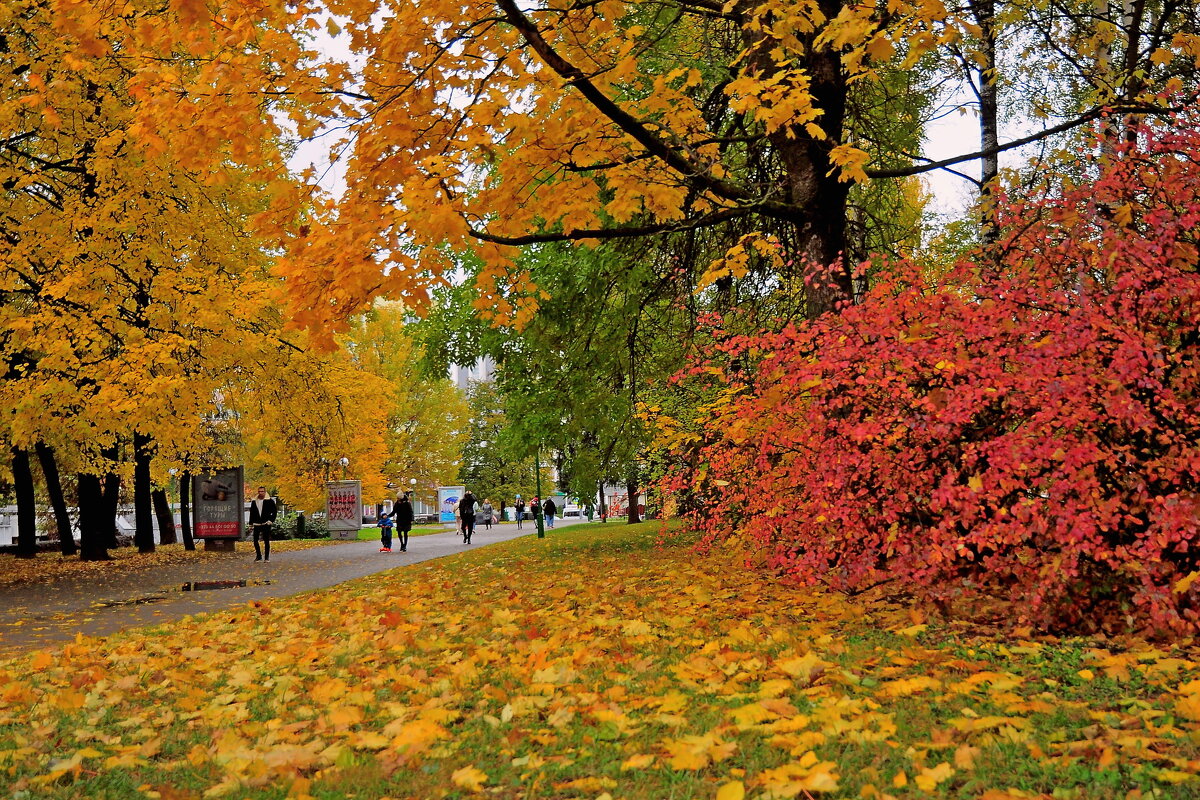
top-left (1, 522), bottom-right (1198, 798)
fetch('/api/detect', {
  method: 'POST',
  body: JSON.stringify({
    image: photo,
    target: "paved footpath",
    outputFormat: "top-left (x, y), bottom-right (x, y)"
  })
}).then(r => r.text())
top-left (0, 518), bottom-right (590, 657)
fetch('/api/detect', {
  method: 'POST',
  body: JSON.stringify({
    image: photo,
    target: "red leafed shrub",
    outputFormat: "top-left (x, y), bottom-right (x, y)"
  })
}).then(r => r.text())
top-left (663, 119), bottom-right (1200, 634)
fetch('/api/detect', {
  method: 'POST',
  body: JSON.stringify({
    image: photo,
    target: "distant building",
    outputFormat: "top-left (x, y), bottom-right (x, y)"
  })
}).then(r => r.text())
top-left (451, 356), bottom-right (495, 390)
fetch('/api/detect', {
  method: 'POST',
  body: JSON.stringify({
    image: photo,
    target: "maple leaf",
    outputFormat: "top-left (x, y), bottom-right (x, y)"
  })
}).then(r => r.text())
top-left (661, 732), bottom-right (736, 770)
top-left (451, 765), bottom-right (489, 792)
top-left (914, 762), bottom-right (954, 791)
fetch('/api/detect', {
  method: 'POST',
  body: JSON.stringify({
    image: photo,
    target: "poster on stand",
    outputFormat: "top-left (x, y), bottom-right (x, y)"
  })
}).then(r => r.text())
top-left (438, 486), bottom-right (465, 524)
top-left (326, 480), bottom-right (362, 539)
top-left (192, 467), bottom-right (244, 538)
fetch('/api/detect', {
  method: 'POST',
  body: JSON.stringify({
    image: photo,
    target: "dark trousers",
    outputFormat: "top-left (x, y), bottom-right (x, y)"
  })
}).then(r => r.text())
top-left (462, 517), bottom-right (475, 542)
top-left (380, 526), bottom-right (393, 549)
top-left (397, 526), bottom-right (409, 551)
top-left (252, 524), bottom-right (271, 560)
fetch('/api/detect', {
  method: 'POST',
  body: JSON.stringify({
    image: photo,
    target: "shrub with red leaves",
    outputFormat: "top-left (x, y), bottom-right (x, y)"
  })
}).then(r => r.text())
top-left (663, 118), bottom-right (1200, 634)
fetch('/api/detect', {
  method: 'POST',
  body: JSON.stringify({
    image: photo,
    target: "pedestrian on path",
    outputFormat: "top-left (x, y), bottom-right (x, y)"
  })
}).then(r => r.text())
top-left (460, 490), bottom-right (477, 543)
top-left (395, 493), bottom-right (413, 552)
top-left (531, 496), bottom-right (542, 528)
top-left (515, 497), bottom-right (525, 529)
top-left (249, 486), bottom-right (277, 562)
top-left (542, 496), bottom-right (557, 529)
top-left (481, 498), bottom-right (494, 531)
top-left (378, 511), bottom-right (395, 552)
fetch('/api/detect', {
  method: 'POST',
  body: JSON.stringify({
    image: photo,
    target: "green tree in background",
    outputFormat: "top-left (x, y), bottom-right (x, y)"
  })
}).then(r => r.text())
top-left (456, 381), bottom-right (550, 512)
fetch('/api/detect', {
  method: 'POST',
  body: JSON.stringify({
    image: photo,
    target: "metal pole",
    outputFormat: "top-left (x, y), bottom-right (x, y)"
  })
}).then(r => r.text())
top-left (535, 446), bottom-right (545, 538)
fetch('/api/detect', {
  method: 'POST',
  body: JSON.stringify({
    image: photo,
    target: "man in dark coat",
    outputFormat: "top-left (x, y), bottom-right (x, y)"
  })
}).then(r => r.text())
top-left (249, 486), bottom-right (278, 562)
top-left (459, 490), bottom-right (477, 544)
top-left (542, 496), bottom-right (557, 529)
top-left (395, 493), bottom-right (414, 552)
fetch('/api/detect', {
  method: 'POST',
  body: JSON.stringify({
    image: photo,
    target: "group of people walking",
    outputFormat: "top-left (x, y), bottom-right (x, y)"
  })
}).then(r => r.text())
top-left (512, 496), bottom-right (557, 529)
top-left (374, 490), bottom-right (566, 552)
top-left (450, 492), bottom-right (501, 543)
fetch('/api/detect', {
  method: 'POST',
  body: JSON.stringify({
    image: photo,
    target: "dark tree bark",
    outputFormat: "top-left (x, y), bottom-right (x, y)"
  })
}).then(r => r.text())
top-left (152, 488), bottom-right (176, 545)
top-left (100, 443), bottom-right (120, 549)
top-left (968, 0), bottom-right (1000, 248)
top-left (133, 432), bottom-right (154, 553)
top-left (35, 442), bottom-right (76, 556)
top-left (626, 476), bottom-right (641, 524)
top-left (745, 0), bottom-right (853, 315)
top-left (598, 480), bottom-right (607, 523)
top-left (76, 473), bottom-right (111, 561)
top-left (11, 446), bottom-right (38, 558)
top-left (101, 471), bottom-right (120, 548)
top-left (179, 470), bottom-right (195, 551)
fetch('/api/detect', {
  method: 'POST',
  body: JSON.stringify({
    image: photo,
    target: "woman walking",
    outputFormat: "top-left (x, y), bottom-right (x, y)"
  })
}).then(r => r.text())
top-left (395, 493), bottom-right (413, 552)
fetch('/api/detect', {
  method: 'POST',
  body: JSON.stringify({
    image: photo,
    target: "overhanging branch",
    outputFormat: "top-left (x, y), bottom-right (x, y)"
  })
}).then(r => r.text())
top-left (866, 102), bottom-right (1187, 179)
top-left (494, 0), bottom-right (799, 221)
top-left (468, 207), bottom-right (747, 245)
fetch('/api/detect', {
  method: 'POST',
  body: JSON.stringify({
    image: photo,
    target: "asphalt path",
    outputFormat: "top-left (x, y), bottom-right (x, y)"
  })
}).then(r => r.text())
top-left (0, 516), bottom-right (591, 657)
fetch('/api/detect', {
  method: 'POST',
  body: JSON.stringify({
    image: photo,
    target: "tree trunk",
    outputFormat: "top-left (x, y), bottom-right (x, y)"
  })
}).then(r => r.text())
top-left (101, 443), bottom-right (120, 549)
top-left (102, 471), bottom-right (120, 548)
top-left (598, 480), bottom-right (607, 523)
top-left (35, 442), bottom-right (76, 556)
top-left (77, 473), bottom-right (112, 561)
top-left (743, 0), bottom-right (852, 317)
top-left (11, 446), bottom-right (38, 558)
top-left (969, 0), bottom-right (1000, 248)
top-left (180, 470), bottom-right (195, 551)
top-left (152, 488), bottom-right (176, 545)
top-left (626, 476), bottom-right (640, 524)
top-left (132, 432), bottom-right (154, 553)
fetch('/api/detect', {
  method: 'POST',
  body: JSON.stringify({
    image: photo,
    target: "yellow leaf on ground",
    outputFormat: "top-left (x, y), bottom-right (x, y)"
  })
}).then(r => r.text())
top-left (451, 765), bottom-right (488, 792)
top-left (914, 762), bottom-right (954, 791)
top-left (729, 702), bottom-right (777, 728)
top-left (716, 780), bottom-right (745, 800)
top-left (777, 652), bottom-right (826, 685)
top-left (954, 745), bottom-right (980, 769)
top-left (621, 753), bottom-right (655, 771)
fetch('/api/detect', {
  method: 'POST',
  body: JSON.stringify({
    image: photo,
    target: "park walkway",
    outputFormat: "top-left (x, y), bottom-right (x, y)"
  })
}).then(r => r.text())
top-left (0, 517), bottom-right (588, 657)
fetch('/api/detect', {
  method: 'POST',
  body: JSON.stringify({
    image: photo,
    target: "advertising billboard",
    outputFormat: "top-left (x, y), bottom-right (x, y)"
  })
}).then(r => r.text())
top-left (438, 486), bottom-right (465, 524)
top-left (326, 480), bottom-right (362, 538)
top-left (192, 467), bottom-right (244, 539)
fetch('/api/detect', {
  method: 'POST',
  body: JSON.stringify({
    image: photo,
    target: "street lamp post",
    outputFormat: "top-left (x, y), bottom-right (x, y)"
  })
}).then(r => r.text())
top-left (339, 457), bottom-right (349, 480)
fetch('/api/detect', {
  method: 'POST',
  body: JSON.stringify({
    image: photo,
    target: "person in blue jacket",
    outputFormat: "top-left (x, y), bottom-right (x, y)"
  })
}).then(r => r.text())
top-left (378, 510), bottom-right (395, 552)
